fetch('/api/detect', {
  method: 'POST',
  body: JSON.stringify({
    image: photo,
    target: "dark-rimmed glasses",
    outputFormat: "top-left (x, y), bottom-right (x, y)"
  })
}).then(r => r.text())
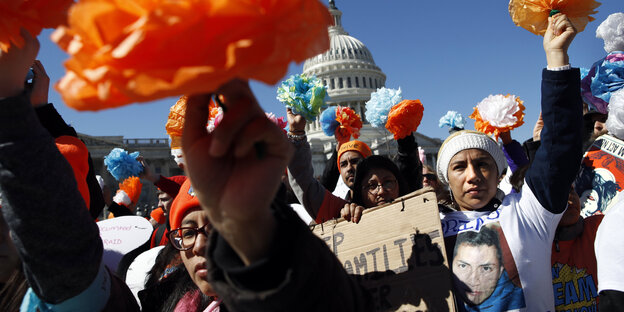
top-left (363, 179), bottom-right (397, 195)
top-left (167, 223), bottom-right (211, 251)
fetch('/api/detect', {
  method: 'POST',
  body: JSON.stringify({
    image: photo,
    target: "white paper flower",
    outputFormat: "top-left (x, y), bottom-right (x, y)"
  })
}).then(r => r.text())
top-left (607, 89), bottom-right (624, 140)
top-left (470, 94), bottom-right (525, 139)
top-left (476, 95), bottom-right (521, 127)
top-left (597, 13), bottom-right (624, 53)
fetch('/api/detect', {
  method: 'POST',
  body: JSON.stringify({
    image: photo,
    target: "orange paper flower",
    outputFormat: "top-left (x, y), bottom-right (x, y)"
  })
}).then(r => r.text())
top-left (385, 100), bottom-right (424, 140)
top-left (470, 94), bottom-right (526, 140)
top-left (335, 106), bottom-right (363, 141)
top-left (0, 0), bottom-right (73, 52)
top-left (119, 176), bottom-right (142, 204)
top-left (509, 0), bottom-right (601, 36)
top-left (52, 0), bottom-right (332, 110)
top-left (166, 95), bottom-right (188, 139)
top-left (166, 95), bottom-right (220, 148)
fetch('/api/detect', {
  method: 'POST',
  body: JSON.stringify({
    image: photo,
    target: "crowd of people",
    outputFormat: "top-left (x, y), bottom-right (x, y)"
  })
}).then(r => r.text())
top-left (1, 11), bottom-right (624, 312)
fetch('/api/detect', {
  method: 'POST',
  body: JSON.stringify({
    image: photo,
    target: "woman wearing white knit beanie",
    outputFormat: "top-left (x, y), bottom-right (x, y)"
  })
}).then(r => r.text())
top-left (436, 14), bottom-right (584, 311)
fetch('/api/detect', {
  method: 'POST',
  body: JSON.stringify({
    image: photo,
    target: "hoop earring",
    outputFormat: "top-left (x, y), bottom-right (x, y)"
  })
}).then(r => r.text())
top-left (449, 189), bottom-right (456, 209)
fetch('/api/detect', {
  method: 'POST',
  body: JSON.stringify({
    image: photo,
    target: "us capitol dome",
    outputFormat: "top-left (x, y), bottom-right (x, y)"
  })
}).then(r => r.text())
top-left (302, 0), bottom-right (442, 176)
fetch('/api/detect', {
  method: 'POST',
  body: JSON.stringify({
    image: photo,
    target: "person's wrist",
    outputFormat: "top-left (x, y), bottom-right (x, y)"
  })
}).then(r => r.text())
top-left (546, 50), bottom-right (569, 68)
top-left (0, 84), bottom-right (24, 99)
top-left (287, 132), bottom-right (306, 142)
top-left (31, 100), bottom-right (49, 108)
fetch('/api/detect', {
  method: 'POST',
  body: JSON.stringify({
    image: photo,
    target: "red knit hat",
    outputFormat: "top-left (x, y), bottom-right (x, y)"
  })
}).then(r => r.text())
top-left (169, 179), bottom-right (200, 230)
top-left (55, 136), bottom-right (90, 208)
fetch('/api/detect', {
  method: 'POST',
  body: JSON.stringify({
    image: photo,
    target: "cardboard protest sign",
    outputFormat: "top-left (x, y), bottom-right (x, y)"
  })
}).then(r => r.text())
top-left (97, 215), bottom-right (153, 271)
top-left (312, 189), bottom-right (456, 311)
top-left (575, 134), bottom-right (624, 217)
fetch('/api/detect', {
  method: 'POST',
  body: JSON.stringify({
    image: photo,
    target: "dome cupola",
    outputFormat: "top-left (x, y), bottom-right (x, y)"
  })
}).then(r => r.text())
top-left (303, 0), bottom-right (386, 108)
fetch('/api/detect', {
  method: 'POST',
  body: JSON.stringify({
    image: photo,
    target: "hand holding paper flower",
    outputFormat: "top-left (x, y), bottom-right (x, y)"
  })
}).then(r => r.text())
top-left (277, 74), bottom-right (328, 121)
top-left (509, 0), bottom-right (600, 36)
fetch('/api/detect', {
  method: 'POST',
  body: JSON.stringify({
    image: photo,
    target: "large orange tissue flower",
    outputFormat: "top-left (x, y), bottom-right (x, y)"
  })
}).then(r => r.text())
top-left (52, 0), bottom-right (332, 110)
top-left (509, 0), bottom-right (601, 36)
top-left (385, 99), bottom-right (424, 140)
top-left (0, 0), bottom-right (73, 52)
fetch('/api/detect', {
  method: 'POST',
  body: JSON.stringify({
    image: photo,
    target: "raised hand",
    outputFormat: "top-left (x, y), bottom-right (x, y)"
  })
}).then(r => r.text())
top-left (29, 60), bottom-right (50, 107)
top-left (137, 156), bottom-right (159, 183)
top-left (182, 79), bottom-right (293, 265)
top-left (286, 108), bottom-right (306, 135)
top-left (0, 29), bottom-right (39, 98)
top-left (340, 203), bottom-right (364, 224)
top-left (544, 14), bottom-right (577, 68)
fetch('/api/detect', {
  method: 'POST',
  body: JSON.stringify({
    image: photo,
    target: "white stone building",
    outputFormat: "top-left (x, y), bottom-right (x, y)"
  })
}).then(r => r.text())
top-left (302, 1), bottom-right (442, 177)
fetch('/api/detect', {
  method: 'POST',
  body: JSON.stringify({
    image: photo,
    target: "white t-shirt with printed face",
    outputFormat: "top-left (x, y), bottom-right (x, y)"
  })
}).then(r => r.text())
top-left (595, 199), bottom-right (624, 293)
top-left (441, 182), bottom-right (563, 311)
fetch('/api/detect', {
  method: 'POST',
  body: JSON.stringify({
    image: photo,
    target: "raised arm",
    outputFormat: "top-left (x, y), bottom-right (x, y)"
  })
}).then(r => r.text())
top-left (525, 14), bottom-right (583, 214)
top-left (394, 133), bottom-right (423, 192)
top-left (0, 30), bottom-right (104, 305)
top-left (285, 109), bottom-right (346, 222)
top-left (182, 81), bottom-right (370, 311)
top-left (30, 61), bottom-right (106, 219)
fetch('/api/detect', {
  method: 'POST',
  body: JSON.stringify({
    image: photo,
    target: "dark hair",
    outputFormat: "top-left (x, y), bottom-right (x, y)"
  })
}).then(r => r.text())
top-left (140, 246), bottom-right (213, 312)
top-left (509, 164), bottom-right (529, 193)
top-left (575, 168), bottom-right (620, 214)
top-left (453, 226), bottom-right (502, 266)
top-left (0, 265), bottom-right (28, 312)
top-left (144, 243), bottom-right (181, 289)
top-left (351, 155), bottom-right (408, 207)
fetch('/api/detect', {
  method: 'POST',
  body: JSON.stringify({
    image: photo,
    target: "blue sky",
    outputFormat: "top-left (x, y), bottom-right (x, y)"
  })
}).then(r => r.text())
top-left (37, 0), bottom-right (620, 142)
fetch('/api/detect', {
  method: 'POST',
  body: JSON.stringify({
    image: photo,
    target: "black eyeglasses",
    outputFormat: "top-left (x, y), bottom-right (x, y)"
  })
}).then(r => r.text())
top-left (364, 179), bottom-right (397, 195)
top-left (167, 223), bottom-right (211, 251)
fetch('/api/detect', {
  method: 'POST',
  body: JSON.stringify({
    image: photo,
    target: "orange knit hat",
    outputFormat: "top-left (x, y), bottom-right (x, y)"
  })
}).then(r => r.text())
top-left (337, 140), bottom-right (372, 167)
top-left (169, 179), bottom-right (200, 230)
top-left (55, 136), bottom-right (90, 208)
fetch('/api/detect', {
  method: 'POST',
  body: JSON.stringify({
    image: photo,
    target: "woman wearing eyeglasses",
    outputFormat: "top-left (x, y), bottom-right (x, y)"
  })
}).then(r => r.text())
top-left (138, 180), bottom-right (222, 311)
top-left (341, 155), bottom-right (409, 223)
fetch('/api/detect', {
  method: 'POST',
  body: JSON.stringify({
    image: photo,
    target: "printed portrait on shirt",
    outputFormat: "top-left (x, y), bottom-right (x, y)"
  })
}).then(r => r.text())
top-left (449, 223), bottom-right (525, 311)
top-left (575, 135), bottom-right (624, 217)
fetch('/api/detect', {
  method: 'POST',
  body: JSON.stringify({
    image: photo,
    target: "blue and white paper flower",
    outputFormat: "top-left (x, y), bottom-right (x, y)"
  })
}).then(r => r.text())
top-left (439, 111), bottom-right (466, 130)
top-left (277, 74), bottom-right (328, 121)
top-left (365, 87), bottom-right (402, 128)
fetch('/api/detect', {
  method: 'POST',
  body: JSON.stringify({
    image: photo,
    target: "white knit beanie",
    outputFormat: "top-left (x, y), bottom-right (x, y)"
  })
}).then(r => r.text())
top-left (436, 130), bottom-right (507, 185)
